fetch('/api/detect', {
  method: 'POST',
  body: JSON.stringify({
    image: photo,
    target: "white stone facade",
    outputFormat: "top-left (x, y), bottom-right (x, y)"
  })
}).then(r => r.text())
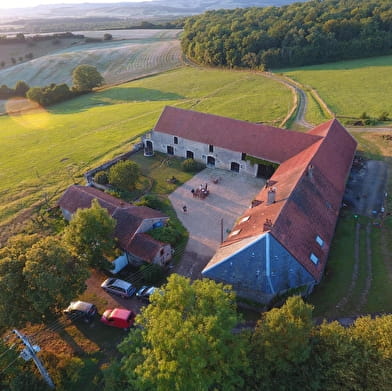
top-left (144, 131), bottom-right (259, 177)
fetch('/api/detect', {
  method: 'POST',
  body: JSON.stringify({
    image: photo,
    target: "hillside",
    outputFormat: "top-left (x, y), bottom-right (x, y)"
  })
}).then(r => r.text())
top-left (0, 1), bottom-right (300, 24)
top-left (0, 29), bottom-right (183, 96)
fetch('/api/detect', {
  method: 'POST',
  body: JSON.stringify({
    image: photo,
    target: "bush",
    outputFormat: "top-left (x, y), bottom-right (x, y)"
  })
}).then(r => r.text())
top-left (378, 111), bottom-right (390, 121)
top-left (148, 220), bottom-right (182, 246)
top-left (94, 170), bottom-right (109, 185)
top-left (181, 158), bottom-right (205, 172)
top-left (136, 194), bottom-right (165, 210)
top-left (108, 160), bottom-right (140, 191)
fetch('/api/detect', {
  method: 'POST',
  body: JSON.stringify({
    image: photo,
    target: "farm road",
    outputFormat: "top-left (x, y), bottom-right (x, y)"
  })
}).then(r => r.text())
top-left (264, 72), bottom-right (313, 129)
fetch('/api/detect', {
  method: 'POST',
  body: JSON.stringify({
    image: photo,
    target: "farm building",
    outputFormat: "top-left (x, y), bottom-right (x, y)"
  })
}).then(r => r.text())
top-left (58, 185), bottom-right (172, 273)
top-left (144, 106), bottom-right (357, 303)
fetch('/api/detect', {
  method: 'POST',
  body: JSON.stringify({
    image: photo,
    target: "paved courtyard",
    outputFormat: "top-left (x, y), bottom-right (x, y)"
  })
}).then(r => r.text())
top-left (169, 168), bottom-right (264, 279)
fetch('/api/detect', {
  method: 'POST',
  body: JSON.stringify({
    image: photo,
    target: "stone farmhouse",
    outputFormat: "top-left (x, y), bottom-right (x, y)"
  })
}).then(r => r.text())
top-left (58, 185), bottom-right (172, 273)
top-left (144, 106), bottom-right (357, 303)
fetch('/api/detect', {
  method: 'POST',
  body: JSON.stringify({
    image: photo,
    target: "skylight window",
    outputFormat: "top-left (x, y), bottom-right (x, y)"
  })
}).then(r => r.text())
top-left (310, 253), bottom-right (319, 265)
top-left (240, 216), bottom-right (250, 223)
top-left (230, 229), bottom-right (241, 236)
top-left (315, 235), bottom-right (324, 246)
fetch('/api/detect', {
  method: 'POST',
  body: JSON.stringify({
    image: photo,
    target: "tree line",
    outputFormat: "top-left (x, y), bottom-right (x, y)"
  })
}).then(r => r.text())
top-left (181, 0), bottom-right (392, 69)
top-left (0, 64), bottom-right (103, 106)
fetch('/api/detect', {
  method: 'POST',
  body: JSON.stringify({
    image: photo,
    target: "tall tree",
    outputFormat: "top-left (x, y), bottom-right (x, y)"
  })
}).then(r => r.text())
top-left (72, 64), bottom-right (104, 92)
top-left (63, 199), bottom-right (116, 269)
top-left (118, 274), bottom-right (249, 391)
top-left (0, 234), bottom-right (88, 327)
top-left (23, 236), bottom-right (89, 315)
top-left (248, 296), bottom-right (314, 390)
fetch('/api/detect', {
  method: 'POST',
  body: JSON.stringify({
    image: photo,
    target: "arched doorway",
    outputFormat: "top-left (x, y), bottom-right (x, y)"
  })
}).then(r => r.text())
top-left (144, 140), bottom-right (153, 157)
top-left (207, 156), bottom-right (215, 167)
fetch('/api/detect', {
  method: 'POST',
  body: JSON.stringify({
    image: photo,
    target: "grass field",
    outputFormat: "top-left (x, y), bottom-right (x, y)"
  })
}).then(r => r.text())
top-left (281, 55), bottom-right (392, 120)
top-left (0, 66), bottom-right (292, 242)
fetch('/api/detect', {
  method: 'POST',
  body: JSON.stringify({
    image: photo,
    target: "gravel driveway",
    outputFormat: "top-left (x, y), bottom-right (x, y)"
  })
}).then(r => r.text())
top-left (169, 168), bottom-right (264, 279)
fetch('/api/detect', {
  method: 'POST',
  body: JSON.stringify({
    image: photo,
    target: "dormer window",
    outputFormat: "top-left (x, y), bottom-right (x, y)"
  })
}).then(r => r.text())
top-left (230, 229), bottom-right (241, 236)
top-left (240, 216), bottom-right (250, 223)
top-left (209, 144), bottom-right (214, 153)
top-left (315, 235), bottom-right (324, 247)
top-left (174, 136), bottom-right (178, 144)
top-left (310, 253), bottom-right (319, 265)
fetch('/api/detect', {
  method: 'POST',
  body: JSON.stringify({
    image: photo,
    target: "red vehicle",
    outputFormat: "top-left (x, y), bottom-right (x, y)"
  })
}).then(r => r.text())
top-left (100, 308), bottom-right (136, 330)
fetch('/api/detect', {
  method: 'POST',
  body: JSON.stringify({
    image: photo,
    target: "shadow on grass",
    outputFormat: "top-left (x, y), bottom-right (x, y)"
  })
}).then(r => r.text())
top-left (48, 87), bottom-right (184, 114)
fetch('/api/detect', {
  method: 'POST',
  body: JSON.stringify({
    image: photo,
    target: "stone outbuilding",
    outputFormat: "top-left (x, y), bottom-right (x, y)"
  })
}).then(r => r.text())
top-left (58, 185), bottom-right (172, 273)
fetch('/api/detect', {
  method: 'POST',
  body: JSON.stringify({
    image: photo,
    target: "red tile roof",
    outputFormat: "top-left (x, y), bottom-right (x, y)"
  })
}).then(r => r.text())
top-left (204, 119), bottom-right (357, 282)
top-left (154, 106), bottom-right (322, 163)
top-left (58, 185), bottom-right (167, 257)
top-left (127, 233), bottom-right (165, 263)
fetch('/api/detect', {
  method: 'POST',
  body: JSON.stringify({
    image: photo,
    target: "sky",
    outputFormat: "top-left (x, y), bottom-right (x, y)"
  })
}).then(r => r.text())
top-left (0, 0), bottom-right (153, 9)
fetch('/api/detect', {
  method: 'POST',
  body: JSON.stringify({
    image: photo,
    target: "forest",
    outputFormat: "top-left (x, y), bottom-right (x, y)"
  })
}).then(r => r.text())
top-left (181, 0), bottom-right (392, 69)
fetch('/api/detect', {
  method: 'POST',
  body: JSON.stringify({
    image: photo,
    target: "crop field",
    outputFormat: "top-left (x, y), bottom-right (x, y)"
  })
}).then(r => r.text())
top-left (281, 55), bottom-right (392, 120)
top-left (0, 66), bottom-right (292, 242)
top-left (0, 29), bottom-right (183, 91)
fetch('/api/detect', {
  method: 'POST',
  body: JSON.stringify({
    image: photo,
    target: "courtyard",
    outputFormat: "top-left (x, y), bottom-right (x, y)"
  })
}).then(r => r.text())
top-left (169, 168), bottom-right (264, 279)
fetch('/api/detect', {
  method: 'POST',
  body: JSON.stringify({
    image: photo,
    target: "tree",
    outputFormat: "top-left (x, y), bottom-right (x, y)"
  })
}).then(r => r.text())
top-left (23, 236), bottom-right (89, 315)
top-left (248, 296), bottom-right (314, 390)
top-left (72, 64), bottom-right (104, 92)
top-left (108, 160), bottom-right (140, 191)
top-left (63, 199), bottom-right (116, 269)
top-left (0, 234), bottom-right (88, 327)
top-left (118, 274), bottom-right (249, 391)
top-left (14, 80), bottom-right (30, 97)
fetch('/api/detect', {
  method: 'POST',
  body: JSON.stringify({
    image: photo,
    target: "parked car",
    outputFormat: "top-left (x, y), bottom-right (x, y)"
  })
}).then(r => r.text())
top-left (63, 301), bottom-right (98, 323)
top-left (100, 308), bottom-right (136, 330)
top-left (101, 278), bottom-right (136, 298)
top-left (136, 285), bottom-right (158, 302)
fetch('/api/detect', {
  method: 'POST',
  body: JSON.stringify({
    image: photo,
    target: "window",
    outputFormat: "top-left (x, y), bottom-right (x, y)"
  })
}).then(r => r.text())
top-left (310, 253), bottom-right (319, 265)
top-left (160, 249), bottom-right (164, 256)
top-left (186, 150), bottom-right (194, 159)
top-left (209, 144), bottom-right (214, 153)
top-left (240, 216), bottom-right (250, 223)
top-left (315, 235), bottom-right (324, 246)
top-left (173, 136), bottom-right (178, 144)
top-left (231, 162), bottom-right (240, 172)
top-left (167, 146), bottom-right (174, 155)
top-left (230, 229), bottom-right (241, 236)
top-left (241, 153), bottom-right (247, 160)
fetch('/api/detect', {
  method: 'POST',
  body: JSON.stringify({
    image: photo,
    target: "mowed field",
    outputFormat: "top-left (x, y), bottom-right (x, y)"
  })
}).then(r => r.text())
top-left (0, 66), bottom-right (292, 242)
top-left (0, 29), bottom-right (183, 89)
top-left (281, 55), bottom-right (392, 120)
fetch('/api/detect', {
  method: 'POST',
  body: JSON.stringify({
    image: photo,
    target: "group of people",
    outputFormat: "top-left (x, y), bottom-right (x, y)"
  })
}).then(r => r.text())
top-left (191, 183), bottom-right (209, 199)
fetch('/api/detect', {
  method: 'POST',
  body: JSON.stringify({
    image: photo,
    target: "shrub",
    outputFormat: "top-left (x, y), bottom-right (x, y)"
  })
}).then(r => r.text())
top-left (181, 158), bottom-right (205, 172)
top-left (378, 111), bottom-right (390, 121)
top-left (148, 220), bottom-right (182, 246)
top-left (136, 194), bottom-right (165, 210)
top-left (94, 170), bottom-right (109, 185)
top-left (108, 160), bottom-right (140, 191)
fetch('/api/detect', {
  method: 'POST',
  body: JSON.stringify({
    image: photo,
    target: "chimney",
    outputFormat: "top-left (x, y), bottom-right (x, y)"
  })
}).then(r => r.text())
top-left (263, 218), bottom-right (273, 231)
top-left (307, 164), bottom-right (314, 179)
top-left (267, 187), bottom-right (276, 204)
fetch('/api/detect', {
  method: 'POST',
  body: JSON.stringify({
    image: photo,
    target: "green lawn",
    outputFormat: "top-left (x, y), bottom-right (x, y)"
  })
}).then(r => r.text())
top-left (280, 55), bottom-right (392, 120)
top-left (0, 66), bottom-right (292, 236)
